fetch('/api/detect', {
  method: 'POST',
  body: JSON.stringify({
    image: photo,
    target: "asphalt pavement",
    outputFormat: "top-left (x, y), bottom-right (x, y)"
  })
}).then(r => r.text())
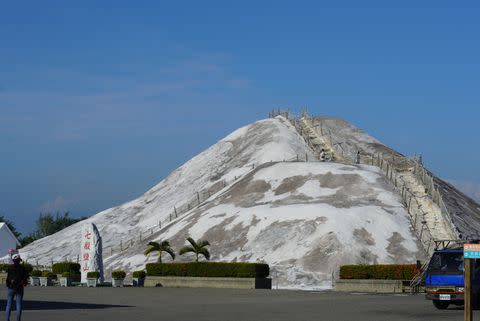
top-left (1, 287), bottom-right (479, 321)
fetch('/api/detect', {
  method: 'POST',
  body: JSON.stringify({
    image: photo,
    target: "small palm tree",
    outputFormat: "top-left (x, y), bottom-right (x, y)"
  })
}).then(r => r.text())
top-left (179, 237), bottom-right (210, 262)
top-left (144, 241), bottom-right (175, 263)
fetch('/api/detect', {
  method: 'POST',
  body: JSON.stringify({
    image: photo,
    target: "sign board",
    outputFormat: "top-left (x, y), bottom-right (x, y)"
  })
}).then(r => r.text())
top-left (80, 223), bottom-right (103, 283)
top-left (464, 244), bottom-right (480, 259)
top-left (81, 224), bottom-right (94, 279)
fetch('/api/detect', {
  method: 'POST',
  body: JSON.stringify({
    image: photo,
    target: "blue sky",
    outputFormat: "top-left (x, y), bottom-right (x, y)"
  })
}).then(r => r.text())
top-left (1, 1), bottom-right (479, 233)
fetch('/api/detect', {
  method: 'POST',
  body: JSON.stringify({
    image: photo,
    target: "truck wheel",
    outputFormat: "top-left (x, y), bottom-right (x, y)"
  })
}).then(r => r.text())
top-left (433, 300), bottom-right (449, 310)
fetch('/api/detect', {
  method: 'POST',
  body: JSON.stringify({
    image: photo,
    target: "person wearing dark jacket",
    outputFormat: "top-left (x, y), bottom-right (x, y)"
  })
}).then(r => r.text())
top-left (6, 254), bottom-right (28, 321)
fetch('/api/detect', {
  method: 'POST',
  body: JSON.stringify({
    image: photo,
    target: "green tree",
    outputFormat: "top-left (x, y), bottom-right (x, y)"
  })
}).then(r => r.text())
top-left (17, 212), bottom-right (87, 247)
top-left (144, 241), bottom-right (175, 263)
top-left (179, 237), bottom-right (210, 262)
top-left (35, 212), bottom-right (87, 238)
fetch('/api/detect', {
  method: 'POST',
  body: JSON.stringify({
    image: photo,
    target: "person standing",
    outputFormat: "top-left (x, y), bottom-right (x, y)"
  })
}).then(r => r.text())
top-left (6, 254), bottom-right (28, 321)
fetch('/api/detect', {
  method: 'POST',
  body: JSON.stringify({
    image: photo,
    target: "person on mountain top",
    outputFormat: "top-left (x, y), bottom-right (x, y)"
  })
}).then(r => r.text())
top-left (6, 254), bottom-right (28, 321)
top-left (320, 149), bottom-right (326, 162)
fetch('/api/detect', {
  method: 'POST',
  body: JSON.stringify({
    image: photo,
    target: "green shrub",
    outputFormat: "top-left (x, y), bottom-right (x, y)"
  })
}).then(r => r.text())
top-left (146, 262), bottom-right (270, 278)
top-left (87, 271), bottom-right (100, 278)
top-left (52, 262), bottom-right (81, 274)
top-left (61, 271), bottom-right (75, 278)
top-left (112, 270), bottom-right (126, 279)
top-left (132, 270), bottom-right (146, 279)
top-left (31, 270), bottom-right (42, 277)
top-left (41, 271), bottom-right (56, 279)
top-left (339, 264), bottom-right (419, 280)
top-left (0, 263), bottom-right (33, 274)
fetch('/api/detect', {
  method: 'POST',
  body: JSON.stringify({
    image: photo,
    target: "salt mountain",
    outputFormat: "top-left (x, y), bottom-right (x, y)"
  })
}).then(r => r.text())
top-left (18, 115), bottom-right (479, 290)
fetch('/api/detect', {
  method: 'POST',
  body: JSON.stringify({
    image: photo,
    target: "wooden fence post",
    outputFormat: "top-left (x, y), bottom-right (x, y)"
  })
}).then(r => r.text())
top-left (465, 258), bottom-right (473, 321)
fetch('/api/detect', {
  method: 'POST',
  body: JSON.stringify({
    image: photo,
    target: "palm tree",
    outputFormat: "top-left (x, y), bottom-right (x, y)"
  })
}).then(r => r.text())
top-left (179, 237), bottom-right (210, 262)
top-left (144, 241), bottom-right (175, 263)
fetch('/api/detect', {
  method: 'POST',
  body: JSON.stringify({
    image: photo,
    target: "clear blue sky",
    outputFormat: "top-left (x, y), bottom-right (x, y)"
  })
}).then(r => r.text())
top-left (1, 1), bottom-right (479, 234)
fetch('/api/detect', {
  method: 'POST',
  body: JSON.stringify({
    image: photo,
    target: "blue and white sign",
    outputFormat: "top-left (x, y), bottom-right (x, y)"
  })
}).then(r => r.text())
top-left (464, 244), bottom-right (480, 259)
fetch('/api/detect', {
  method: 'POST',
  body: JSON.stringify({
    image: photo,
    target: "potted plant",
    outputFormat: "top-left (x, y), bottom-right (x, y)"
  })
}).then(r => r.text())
top-left (86, 271), bottom-right (100, 287)
top-left (132, 270), bottom-right (146, 287)
top-left (59, 271), bottom-right (75, 287)
top-left (112, 270), bottom-right (126, 287)
top-left (39, 271), bottom-right (55, 286)
top-left (30, 270), bottom-right (42, 286)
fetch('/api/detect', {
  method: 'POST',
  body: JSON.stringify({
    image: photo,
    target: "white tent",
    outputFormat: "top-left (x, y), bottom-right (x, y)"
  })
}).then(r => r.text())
top-left (0, 223), bottom-right (20, 260)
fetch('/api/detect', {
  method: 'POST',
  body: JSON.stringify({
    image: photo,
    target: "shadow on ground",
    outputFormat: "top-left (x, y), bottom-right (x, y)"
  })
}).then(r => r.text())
top-left (0, 300), bottom-right (131, 311)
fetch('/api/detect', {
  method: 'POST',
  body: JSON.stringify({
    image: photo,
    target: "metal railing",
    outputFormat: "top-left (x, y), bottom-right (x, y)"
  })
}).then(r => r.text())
top-left (412, 161), bottom-right (460, 237)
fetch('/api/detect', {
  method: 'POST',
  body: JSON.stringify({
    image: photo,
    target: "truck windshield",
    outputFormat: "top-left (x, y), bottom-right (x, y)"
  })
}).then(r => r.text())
top-left (428, 251), bottom-right (464, 275)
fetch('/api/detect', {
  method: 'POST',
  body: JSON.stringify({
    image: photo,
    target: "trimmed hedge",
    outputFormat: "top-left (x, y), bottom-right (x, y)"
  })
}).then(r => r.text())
top-left (0, 263), bottom-right (33, 274)
top-left (133, 270), bottom-right (146, 279)
top-left (52, 262), bottom-right (81, 274)
top-left (87, 271), bottom-right (100, 278)
top-left (146, 262), bottom-right (270, 278)
top-left (61, 271), bottom-right (75, 278)
top-left (41, 271), bottom-right (57, 279)
top-left (340, 264), bottom-right (419, 280)
top-left (112, 270), bottom-right (126, 279)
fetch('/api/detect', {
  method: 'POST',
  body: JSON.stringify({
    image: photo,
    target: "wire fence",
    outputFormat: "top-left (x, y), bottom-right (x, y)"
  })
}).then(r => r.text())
top-left (412, 161), bottom-right (460, 238)
top-left (19, 171), bottom-right (238, 267)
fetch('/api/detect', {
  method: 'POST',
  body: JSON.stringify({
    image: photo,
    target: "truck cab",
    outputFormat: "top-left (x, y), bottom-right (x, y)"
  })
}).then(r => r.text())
top-left (425, 249), bottom-right (465, 309)
top-left (425, 241), bottom-right (480, 310)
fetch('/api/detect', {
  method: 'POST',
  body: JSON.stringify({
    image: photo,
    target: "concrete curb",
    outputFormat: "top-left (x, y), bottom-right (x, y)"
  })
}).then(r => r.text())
top-left (335, 279), bottom-right (409, 293)
top-left (145, 276), bottom-right (272, 289)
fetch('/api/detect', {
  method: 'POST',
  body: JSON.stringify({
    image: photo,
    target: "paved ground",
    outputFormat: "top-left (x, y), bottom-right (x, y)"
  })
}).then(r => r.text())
top-left (1, 287), bottom-right (479, 321)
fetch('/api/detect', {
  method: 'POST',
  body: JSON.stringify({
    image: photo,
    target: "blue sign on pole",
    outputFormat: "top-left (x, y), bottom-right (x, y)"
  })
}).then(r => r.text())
top-left (464, 244), bottom-right (480, 259)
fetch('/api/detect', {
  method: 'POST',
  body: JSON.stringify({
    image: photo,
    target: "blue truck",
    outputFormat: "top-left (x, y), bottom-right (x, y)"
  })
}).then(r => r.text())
top-left (424, 240), bottom-right (479, 309)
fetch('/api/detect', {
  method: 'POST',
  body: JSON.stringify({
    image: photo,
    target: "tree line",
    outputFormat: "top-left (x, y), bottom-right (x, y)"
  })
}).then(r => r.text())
top-left (0, 212), bottom-right (87, 247)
